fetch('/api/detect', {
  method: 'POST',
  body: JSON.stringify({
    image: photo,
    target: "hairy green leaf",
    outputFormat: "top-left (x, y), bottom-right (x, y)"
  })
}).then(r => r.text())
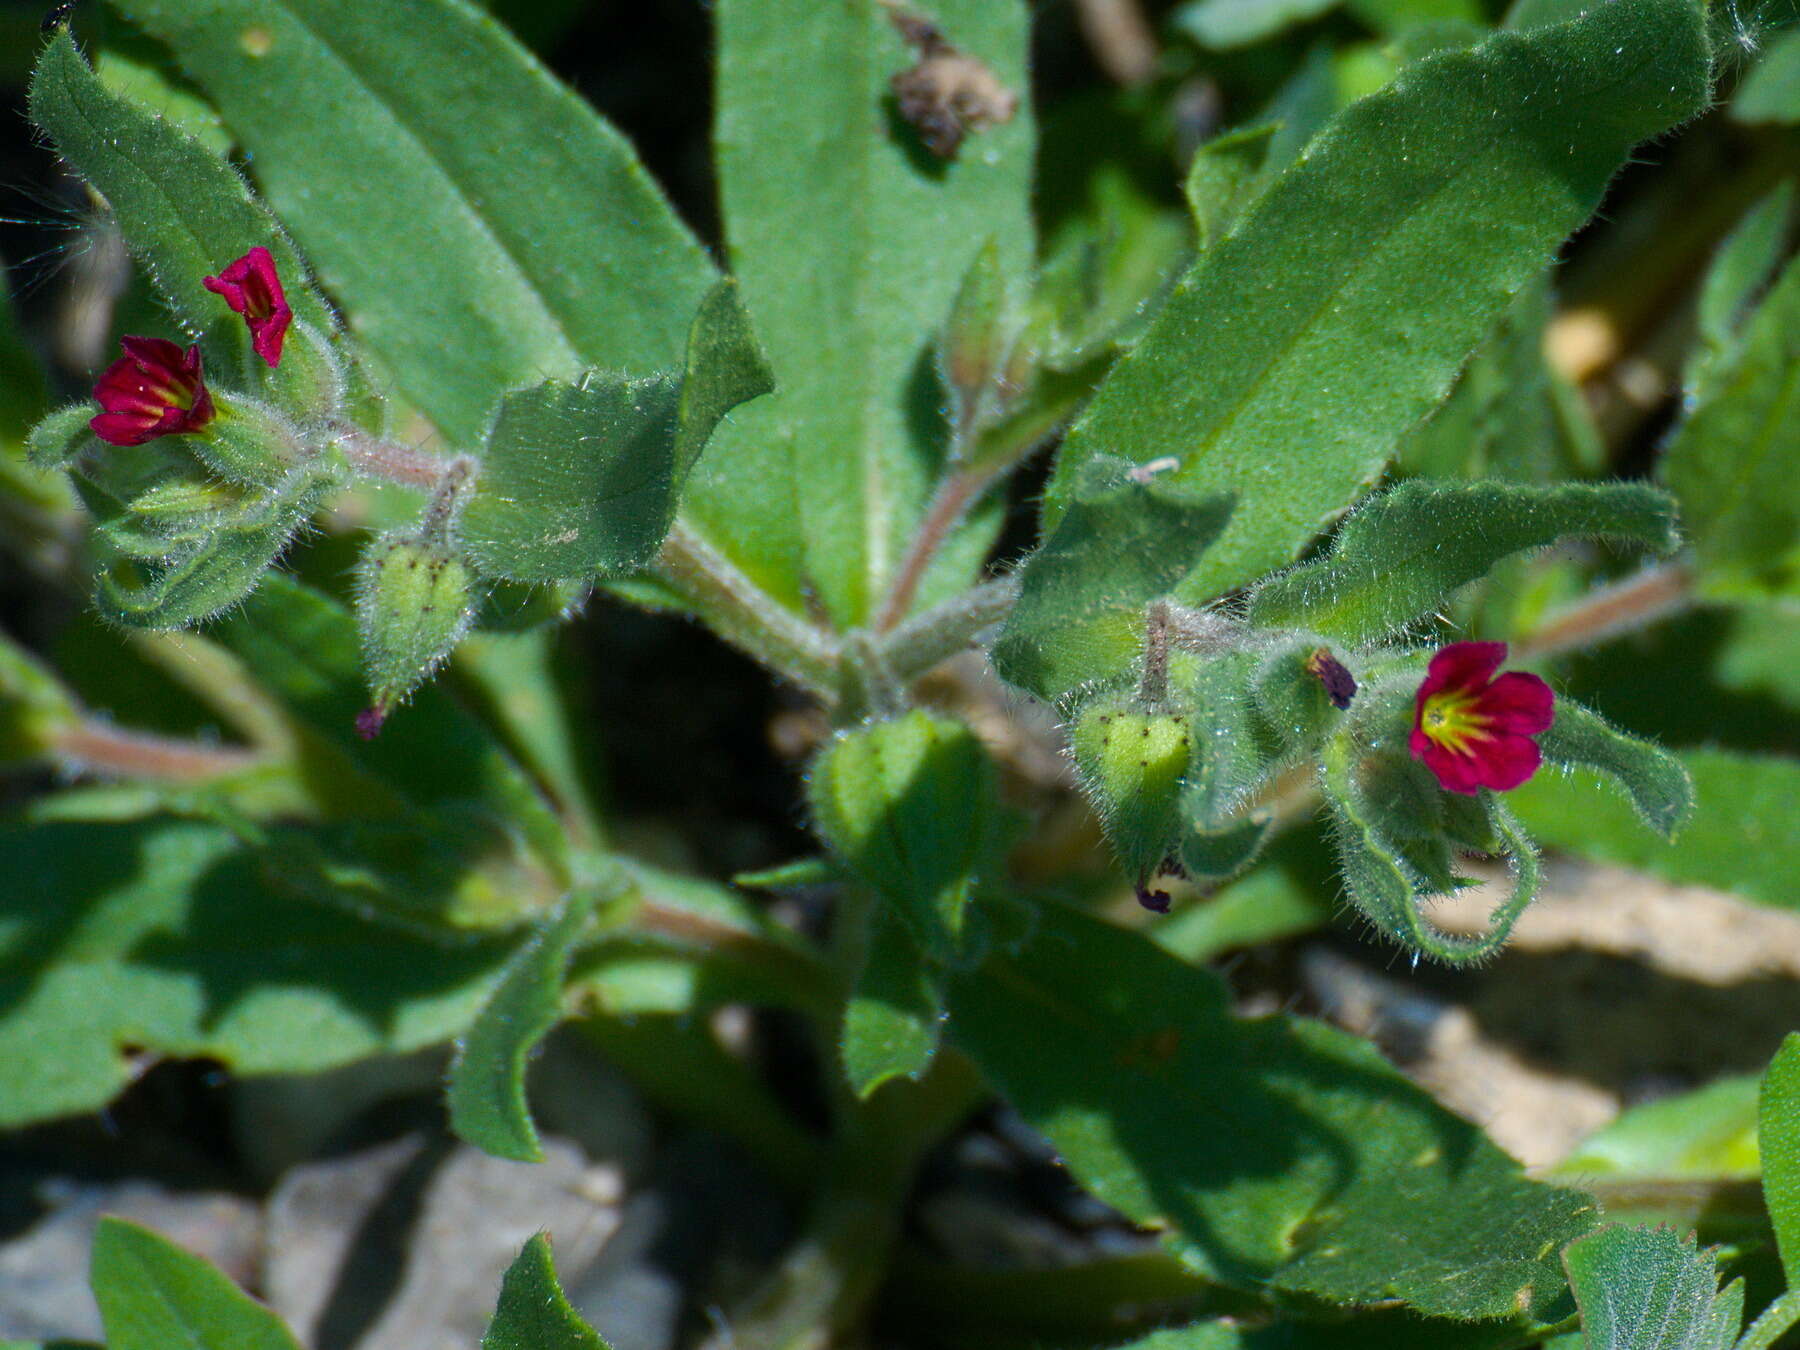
top-left (1761, 1033), bottom-right (1800, 1283)
top-left (1248, 480), bottom-right (1679, 644)
top-left (1183, 125), bottom-right (1279, 252)
top-left (843, 905), bottom-right (943, 1098)
top-left (484, 1234), bottom-right (611, 1350)
top-left (1662, 251), bottom-right (1800, 600)
top-left (947, 903), bottom-right (1595, 1321)
top-left (1510, 748), bottom-right (1792, 910)
top-left (992, 457), bottom-right (1233, 704)
top-left (808, 711), bottom-right (1000, 964)
top-left (29, 33), bottom-right (334, 362)
top-left (1535, 698), bottom-right (1694, 840)
top-left (1045, 0), bottom-right (1709, 604)
top-left (108, 0), bottom-right (716, 446)
top-left (91, 1217), bottom-right (304, 1350)
top-left (449, 885), bottom-right (605, 1161)
top-left (691, 0), bottom-right (1034, 625)
top-left (1562, 1225), bottom-right (1740, 1350)
top-left (461, 280), bottom-right (774, 582)
top-left (0, 817), bottom-right (513, 1126)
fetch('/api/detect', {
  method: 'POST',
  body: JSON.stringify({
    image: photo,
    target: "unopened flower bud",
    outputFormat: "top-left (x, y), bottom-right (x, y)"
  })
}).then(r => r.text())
top-left (1068, 693), bottom-right (1193, 899)
top-left (354, 533), bottom-right (476, 737)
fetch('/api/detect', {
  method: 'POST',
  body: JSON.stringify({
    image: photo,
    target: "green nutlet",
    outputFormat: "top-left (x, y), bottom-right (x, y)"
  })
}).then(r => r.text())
top-left (354, 532), bottom-right (475, 738)
top-left (1068, 698), bottom-right (1193, 907)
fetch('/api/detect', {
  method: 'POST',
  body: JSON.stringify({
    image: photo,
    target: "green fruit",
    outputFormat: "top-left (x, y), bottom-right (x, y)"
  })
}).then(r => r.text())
top-left (1068, 700), bottom-right (1193, 889)
top-left (354, 532), bottom-right (475, 734)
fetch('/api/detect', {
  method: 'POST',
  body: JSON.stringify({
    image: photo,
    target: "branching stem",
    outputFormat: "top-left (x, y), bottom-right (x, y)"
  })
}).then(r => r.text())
top-left (656, 521), bottom-right (842, 701)
top-left (329, 421), bottom-right (461, 489)
top-left (54, 720), bottom-right (263, 781)
top-left (874, 462), bottom-right (1000, 633)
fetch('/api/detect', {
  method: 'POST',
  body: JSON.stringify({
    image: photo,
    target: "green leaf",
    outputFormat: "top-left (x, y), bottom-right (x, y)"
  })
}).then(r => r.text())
top-left (0, 817), bottom-right (515, 1127)
top-left (1044, 0), bottom-right (1710, 605)
top-left (1552, 1075), bottom-right (1761, 1183)
top-left (483, 1233), bottom-right (611, 1350)
top-left (1534, 698), bottom-right (1694, 840)
top-left (108, 0), bottom-right (717, 447)
top-left (843, 905), bottom-right (943, 1098)
top-left (992, 456), bottom-right (1234, 704)
top-left (1661, 251), bottom-right (1800, 600)
top-left (946, 903), bottom-right (1595, 1321)
top-left (461, 279), bottom-right (774, 582)
top-left (1689, 184), bottom-right (1793, 398)
top-left (0, 627), bottom-right (80, 766)
top-left (1510, 748), bottom-right (1794, 910)
top-left (807, 711), bottom-right (1000, 964)
top-left (690, 0), bottom-right (1034, 625)
top-left (1183, 125), bottom-right (1278, 252)
top-left (1734, 29), bottom-right (1800, 125)
top-left (1561, 1225), bottom-right (1741, 1350)
top-left (1173, 0), bottom-right (1342, 51)
top-left (1248, 479), bottom-right (1679, 644)
top-left (29, 33), bottom-right (334, 358)
top-left (91, 1216), bottom-right (304, 1350)
top-left (1760, 1033), bottom-right (1800, 1283)
top-left (448, 884), bottom-right (606, 1161)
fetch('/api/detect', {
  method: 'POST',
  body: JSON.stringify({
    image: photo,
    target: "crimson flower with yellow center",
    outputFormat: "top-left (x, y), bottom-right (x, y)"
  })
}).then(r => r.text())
top-left (88, 336), bottom-right (215, 447)
top-left (1409, 641), bottom-right (1553, 795)
top-left (203, 246), bottom-right (292, 368)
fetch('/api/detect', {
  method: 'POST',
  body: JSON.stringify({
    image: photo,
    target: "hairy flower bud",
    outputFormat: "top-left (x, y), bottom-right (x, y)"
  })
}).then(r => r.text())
top-left (1068, 694), bottom-right (1193, 909)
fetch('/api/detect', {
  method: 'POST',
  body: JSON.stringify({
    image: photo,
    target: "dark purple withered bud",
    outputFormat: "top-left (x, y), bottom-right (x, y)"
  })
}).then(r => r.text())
top-left (1306, 648), bottom-right (1357, 711)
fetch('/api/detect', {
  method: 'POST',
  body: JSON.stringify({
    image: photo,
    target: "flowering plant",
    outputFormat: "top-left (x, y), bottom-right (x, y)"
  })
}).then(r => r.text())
top-left (0, 1), bottom-right (1796, 1348)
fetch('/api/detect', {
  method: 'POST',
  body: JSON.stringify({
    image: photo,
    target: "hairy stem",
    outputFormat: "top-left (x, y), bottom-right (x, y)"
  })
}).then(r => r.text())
top-left (330, 422), bottom-right (466, 489)
top-left (882, 575), bottom-right (1019, 685)
top-left (1512, 560), bottom-right (1695, 661)
top-left (655, 521), bottom-right (842, 701)
top-left (54, 720), bottom-right (263, 780)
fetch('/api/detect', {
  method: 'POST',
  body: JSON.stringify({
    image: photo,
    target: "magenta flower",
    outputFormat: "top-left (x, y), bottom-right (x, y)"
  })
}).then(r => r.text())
top-left (89, 337), bottom-right (216, 447)
top-left (204, 246), bottom-right (292, 368)
top-left (1409, 641), bottom-right (1553, 795)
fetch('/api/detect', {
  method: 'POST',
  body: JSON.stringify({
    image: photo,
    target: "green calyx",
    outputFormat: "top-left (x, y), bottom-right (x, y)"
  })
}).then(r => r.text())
top-left (355, 533), bottom-right (477, 727)
top-left (1068, 696), bottom-right (1194, 905)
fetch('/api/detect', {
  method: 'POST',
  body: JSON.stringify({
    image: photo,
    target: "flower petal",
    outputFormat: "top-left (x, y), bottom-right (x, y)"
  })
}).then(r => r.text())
top-left (1479, 671), bottom-right (1554, 736)
top-left (1421, 641), bottom-right (1508, 698)
top-left (1470, 732), bottom-right (1542, 792)
top-left (1418, 737), bottom-right (1487, 795)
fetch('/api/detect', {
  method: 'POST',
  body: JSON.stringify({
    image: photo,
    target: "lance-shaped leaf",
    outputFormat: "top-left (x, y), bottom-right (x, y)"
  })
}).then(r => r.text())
top-left (1511, 748), bottom-right (1791, 911)
top-left (0, 817), bottom-right (516, 1128)
top-left (1534, 698), bottom-right (1693, 839)
top-left (461, 280), bottom-right (774, 583)
top-left (29, 34), bottom-right (334, 355)
top-left (484, 1234), bottom-right (612, 1350)
top-left (1761, 1034), bottom-right (1800, 1283)
top-left (992, 456), bottom-right (1234, 705)
top-left (1661, 251), bottom-right (1800, 601)
top-left (843, 904), bottom-right (944, 1098)
top-left (945, 903), bottom-right (1596, 1322)
top-left (688, 0), bottom-right (1035, 626)
top-left (808, 711), bottom-right (1000, 965)
top-left (91, 1217), bottom-right (305, 1350)
top-left (1044, 0), bottom-right (1709, 605)
top-left (449, 884), bottom-right (607, 1162)
top-left (1248, 480), bottom-right (1679, 644)
top-left (1562, 1225), bottom-right (1742, 1350)
top-left (108, 0), bottom-right (717, 446)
